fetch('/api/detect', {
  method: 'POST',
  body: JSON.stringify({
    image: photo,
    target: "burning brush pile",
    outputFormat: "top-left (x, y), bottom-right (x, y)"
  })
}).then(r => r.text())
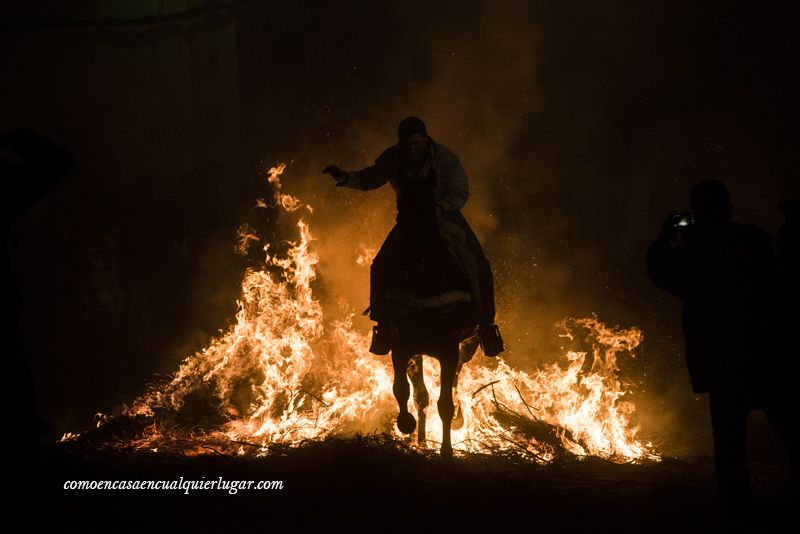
top-left (62, 164), bottom-right (659, 464)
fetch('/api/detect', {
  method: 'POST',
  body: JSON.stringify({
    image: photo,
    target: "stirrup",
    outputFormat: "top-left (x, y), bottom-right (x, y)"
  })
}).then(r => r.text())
top-left (369, 325), bottom-right (392, 355)
top-left (479, 324), bottom-right (504, 357)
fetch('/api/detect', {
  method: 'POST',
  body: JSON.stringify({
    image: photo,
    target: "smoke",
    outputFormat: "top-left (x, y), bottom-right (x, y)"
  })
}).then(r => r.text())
top-left (261, 0), bottom-right (659, 430)
top-left (4, 1), bottom-right (794, 457)
top-left (261, 0), bottom-right (794, 457)
top-left (280, 2), bottom-right (559, 360)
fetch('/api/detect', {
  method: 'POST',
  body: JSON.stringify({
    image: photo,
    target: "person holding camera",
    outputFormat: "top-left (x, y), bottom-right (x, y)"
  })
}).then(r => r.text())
top-left (646, 180), bottom-right (795, 511)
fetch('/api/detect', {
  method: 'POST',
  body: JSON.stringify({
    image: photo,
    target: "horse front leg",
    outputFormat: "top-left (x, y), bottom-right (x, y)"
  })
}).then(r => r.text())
top-left (407, 355), bottom-right (429, 447)
top-left (392, 350), bottom-right (416, 435)
top-left (437, 344), bottom-right (459, 459)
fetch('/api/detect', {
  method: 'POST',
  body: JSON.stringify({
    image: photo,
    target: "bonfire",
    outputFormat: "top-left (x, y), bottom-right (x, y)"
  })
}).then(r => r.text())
top-left (64, 163), bottom-right (659, 464)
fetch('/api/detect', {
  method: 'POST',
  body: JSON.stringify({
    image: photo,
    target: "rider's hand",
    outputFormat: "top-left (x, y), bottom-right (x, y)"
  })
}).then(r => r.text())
top-left (323, 165), bottom-right (347, 183)
top-left (660, 212), bottom-right (687, 245)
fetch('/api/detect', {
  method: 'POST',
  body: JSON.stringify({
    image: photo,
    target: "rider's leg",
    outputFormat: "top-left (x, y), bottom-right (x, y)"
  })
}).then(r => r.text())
top-left (369, 227), bottom-right (403, 354)
top-left (448, 212), bottom-right (503, 356)
top-left (369, 225), bottom-right (405, 320)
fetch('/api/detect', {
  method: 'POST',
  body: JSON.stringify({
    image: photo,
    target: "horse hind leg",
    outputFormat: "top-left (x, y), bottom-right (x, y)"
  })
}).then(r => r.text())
top-left (459, 330), bottom-right (481, 366)
top-left (392, 351), bottom-right (416, 435)
top-left (437, 345), bottom-right (459, 459)
top-left (451, 360), bottom-right (464, 431)
top-left (452, 333), bottom-right (479, 430)
top-left (407, 355), bottom-right (429, 447)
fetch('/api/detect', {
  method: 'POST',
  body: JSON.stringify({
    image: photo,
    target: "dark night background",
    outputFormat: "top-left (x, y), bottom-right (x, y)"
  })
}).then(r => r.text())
top-left (1, 0), bottom-right (796, 521)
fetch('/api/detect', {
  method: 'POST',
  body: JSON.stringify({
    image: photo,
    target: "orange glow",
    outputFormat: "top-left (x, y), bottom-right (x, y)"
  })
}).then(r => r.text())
top-left (120, 163), bottom-right (658, 463)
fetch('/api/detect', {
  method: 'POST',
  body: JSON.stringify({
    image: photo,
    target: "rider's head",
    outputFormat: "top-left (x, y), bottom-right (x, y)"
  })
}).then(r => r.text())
top-left (397, 116), bottom-right (429, 162)
top-left (691, 179), bottom-right (732, 225)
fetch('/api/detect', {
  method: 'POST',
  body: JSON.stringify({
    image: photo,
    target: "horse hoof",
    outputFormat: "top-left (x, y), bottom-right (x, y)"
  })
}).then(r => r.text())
top-left (396, 412), bottom-right (417, 434)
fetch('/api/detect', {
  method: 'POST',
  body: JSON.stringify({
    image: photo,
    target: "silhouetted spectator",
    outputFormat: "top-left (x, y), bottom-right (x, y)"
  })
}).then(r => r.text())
top-left (1, 128), bottom-right (72, 454)
top-left (774, 198), bottom-right (799, 488)
top-left (776, 199), bottom-right (798, 301)
top-left (646, 180), bottom-right (796, 511)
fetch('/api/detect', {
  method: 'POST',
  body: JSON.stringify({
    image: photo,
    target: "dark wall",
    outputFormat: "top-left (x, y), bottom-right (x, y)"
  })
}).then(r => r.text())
top-left (2, 2), bottom-right (250, 433)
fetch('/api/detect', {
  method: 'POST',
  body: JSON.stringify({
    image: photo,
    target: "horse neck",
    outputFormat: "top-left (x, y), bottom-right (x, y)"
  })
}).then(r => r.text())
top-left (397, 211), bottom-right (438, 242)
top-left (396, 189), bottom-right (439, 240)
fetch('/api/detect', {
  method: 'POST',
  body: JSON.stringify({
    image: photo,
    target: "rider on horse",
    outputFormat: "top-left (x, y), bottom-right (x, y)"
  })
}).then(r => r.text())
top-left (324, 116), bottom-right (503, 357)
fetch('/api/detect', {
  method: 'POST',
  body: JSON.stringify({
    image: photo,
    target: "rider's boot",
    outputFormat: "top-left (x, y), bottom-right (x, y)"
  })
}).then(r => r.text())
top-left (479, 323), bottom-right (504, 357)
top-left (369, 323), bottom-right (392, 355)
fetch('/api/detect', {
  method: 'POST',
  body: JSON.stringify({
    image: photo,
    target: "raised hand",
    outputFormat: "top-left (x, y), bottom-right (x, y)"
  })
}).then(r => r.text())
top-left (322, 165), bottom-right (347, 182)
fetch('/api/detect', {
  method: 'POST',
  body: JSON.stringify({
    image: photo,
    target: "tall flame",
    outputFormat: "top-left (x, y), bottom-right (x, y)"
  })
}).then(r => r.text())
top-left (120, 163), bottom-right (657, 462)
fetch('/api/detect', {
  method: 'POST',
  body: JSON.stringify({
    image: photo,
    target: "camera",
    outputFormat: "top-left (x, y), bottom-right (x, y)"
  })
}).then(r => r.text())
top-left (673, 211), bottom-right (694, 229)
top-left (661, 211), bottom-right (695, 241)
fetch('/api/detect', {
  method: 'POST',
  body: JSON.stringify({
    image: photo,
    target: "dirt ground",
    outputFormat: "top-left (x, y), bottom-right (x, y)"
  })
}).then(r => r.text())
top-left (20, 436), bottom-right (794, 533)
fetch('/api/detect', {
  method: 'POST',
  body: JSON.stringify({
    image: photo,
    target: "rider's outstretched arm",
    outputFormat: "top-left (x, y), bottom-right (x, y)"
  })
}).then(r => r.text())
top-left (335, 148), bottom-right (395, 191)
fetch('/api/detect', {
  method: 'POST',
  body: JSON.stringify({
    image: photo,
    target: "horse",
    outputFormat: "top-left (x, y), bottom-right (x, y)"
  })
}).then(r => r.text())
top-left (378, 168), bottom-right (481, 458)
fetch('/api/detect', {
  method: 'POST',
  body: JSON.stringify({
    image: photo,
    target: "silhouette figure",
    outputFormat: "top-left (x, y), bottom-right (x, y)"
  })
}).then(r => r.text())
top-left (774, 199), bottom-right (799, 492)
top-left (1, 128), bottom-right (72, 454)
top-left (646, 180), bottom-right (796, 509)
top-left (324, 116), bottom-right (503, 357)
top-left (776, 200), bottom-right (798, 297)
top-left (377, 158), bottom-right (478, 457)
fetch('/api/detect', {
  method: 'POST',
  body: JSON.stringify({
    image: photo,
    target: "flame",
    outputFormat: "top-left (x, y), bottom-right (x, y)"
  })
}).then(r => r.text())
top-left (59, 432), bottom-right (80, 442)
top-left (355, 244), bottom-right (378, 268)
top-left (119, 163), bottom-right (657, 463)
top-left (266, 162), bottom-right (311, 213)
top-left (234, 223), bottom-right (260, 255)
